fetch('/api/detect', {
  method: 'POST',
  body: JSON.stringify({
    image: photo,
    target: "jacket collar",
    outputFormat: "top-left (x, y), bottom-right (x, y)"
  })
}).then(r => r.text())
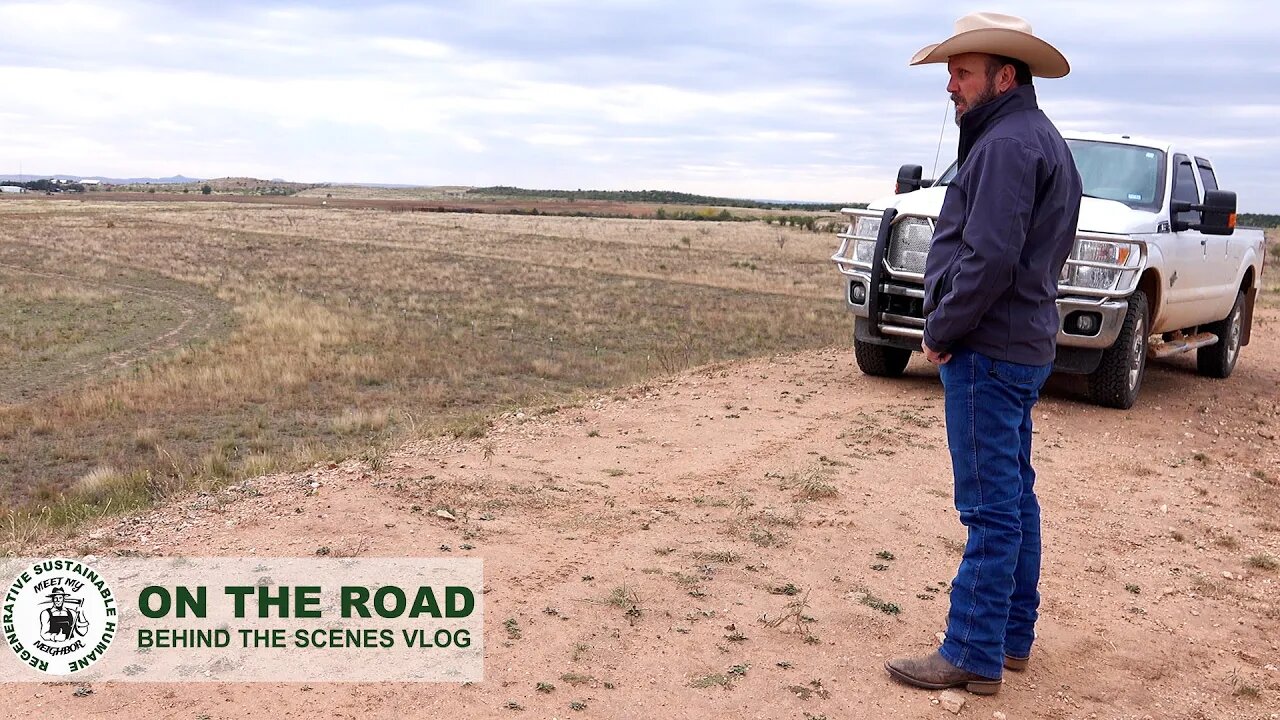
top-left (957, 84), bottom-right (1038, 165)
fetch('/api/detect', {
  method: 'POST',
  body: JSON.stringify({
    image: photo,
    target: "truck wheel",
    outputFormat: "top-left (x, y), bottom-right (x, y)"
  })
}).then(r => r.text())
top-left (1087, 290), bottom-right (1148, 410)
top-left (1196, 291), bottom-right (1244, 379)
top-left (854, 338), bottom-right (911, 377)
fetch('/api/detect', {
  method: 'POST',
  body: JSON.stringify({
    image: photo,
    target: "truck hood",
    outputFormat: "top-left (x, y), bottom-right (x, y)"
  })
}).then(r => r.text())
top-left (868, 187), bottom-right (1161, 235)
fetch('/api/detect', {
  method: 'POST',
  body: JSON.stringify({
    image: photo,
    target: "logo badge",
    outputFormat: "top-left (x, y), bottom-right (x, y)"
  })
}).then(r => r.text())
top-left (4, 559), bottom-right (117, 675)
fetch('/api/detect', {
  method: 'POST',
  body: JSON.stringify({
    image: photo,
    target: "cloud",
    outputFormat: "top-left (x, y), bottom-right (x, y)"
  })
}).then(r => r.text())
top-left (0, 1), bottom-right (1275, 210)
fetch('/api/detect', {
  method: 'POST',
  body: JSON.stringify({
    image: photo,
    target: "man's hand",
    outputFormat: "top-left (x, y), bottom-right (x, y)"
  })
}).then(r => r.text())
top-left (922, 341), bottom-right (951, 365)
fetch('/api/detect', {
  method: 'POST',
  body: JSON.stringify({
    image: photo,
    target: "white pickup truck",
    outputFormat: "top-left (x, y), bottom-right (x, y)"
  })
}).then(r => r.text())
top-left (832, 131), bottom-right (1268, 409)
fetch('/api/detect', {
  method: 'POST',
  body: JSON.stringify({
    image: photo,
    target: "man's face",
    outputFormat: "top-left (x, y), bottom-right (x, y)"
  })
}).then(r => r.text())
top-left (53, 596), bottom-right (63, 609)
top-left (946, 53), bottom-right (1005, 125)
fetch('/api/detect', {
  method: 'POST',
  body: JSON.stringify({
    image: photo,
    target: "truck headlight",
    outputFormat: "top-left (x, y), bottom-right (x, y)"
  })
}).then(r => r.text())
top-left (1075, 239), bottom-right (1133, 265)
top-left (1060, 238), bottom-right (1140, 291)
top-left (852, 216), bottom-right (882, 240)
top-left (851, 216), bottom-right (881, 265)
top-left (1061, 265), bottom-right (1121, 289)
top-left (854, 238), bottom-right (875, 264)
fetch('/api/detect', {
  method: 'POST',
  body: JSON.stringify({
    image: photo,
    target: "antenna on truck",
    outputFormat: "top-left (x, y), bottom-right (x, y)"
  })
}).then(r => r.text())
top-left (930, 98), bottom-right (951, 181)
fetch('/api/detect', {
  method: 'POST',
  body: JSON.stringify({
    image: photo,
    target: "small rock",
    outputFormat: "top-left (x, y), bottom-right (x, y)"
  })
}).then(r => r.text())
top-left (1223, 571), bottom-right (1234, 580)
top-left (935, 631), bottom-right (947, 645)
top-left (435, 509), bottom-right (457, 521)
top-left (993, 712), bottom-right (1008, 720)
top-left (82, 554), bottom-right (98, 565)
top-left (939, 690), bottom-right (966, 714)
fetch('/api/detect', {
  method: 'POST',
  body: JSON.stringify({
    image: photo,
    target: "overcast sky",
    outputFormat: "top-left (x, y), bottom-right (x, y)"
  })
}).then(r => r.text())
top-left (0, 1), bottom-right (1277, 210)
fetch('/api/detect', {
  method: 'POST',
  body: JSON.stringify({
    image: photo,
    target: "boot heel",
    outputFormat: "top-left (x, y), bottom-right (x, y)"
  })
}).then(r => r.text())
top-left (1003, 655), bottom-right (1029, 672)
top-left (965, 679), bottom-right (1002, 695)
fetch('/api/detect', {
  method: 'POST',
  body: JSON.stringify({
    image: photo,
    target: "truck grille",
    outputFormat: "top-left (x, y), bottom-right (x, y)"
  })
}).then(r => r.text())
top-left (887, 217), bottom-right (934, 275)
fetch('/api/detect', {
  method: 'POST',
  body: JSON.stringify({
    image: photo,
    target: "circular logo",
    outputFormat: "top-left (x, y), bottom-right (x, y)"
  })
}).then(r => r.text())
top-left (4, 559), bottom-right (117, 675)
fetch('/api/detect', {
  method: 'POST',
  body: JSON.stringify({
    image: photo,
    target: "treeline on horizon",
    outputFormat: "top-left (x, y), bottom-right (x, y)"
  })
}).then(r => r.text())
top-left (6, 178), bottom-right (88, 192)
top-left (1238, 213), bottom-right (1280, 228)
top-left (466, 185), bottom-right (864, 212)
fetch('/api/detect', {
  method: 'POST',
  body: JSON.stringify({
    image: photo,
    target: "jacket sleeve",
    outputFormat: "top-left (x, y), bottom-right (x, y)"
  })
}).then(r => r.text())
top-left (923, 138), bottom-right (1040, 353)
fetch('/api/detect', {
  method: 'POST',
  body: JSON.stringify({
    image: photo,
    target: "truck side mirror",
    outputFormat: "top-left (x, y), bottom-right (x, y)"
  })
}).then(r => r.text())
top-left (1193, 189), bottom-right (1236, 235)
top-left (895, 164), bottom-right (923, 194)
top-left (1171, 190), bottom-right (1236, 235)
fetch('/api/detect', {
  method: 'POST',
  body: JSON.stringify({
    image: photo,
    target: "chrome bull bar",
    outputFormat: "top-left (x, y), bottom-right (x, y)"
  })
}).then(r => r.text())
top-left (831, 209), bottom-right (1150, 343)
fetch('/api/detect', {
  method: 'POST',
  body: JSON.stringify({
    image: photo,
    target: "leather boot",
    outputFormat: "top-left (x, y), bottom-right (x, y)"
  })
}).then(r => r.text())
top-left (885, 651), bottom-right (1002, 695)
top-left (1004, 653), bottom-right (1029, 671)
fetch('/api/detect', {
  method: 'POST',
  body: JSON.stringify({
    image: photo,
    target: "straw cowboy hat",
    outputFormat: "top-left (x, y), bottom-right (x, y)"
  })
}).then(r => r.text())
top-left (909, 12), bottom-right (1070, 78)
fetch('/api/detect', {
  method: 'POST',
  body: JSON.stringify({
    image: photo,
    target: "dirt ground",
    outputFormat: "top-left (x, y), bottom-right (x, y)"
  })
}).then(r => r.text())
top-left (4, 305), bottom-right (1279, 719)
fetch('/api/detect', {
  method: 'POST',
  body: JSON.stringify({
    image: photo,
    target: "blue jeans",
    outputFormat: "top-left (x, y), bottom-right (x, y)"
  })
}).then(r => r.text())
top-left (937, 347), bottom-right (1053, 680)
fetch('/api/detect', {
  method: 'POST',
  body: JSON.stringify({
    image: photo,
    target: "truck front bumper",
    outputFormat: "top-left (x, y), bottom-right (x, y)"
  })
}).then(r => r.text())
top-left (843, 274), bottom-right (1129, 354)
top-left (1054, 296), bottom-right (1128, 349)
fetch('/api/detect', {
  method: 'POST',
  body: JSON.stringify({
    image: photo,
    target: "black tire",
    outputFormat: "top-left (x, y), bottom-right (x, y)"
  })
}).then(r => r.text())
top-left (1196, 290), bottom-right (1245, 379)
top-left (1087, 290), bottom-right (1148, 410)
top-left (854, 338), bottom-right (912, 377)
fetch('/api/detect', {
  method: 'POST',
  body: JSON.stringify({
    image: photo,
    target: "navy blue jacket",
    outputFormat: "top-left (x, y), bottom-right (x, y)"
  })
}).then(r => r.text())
top-left (922, 85), bottom-right (1082, 366)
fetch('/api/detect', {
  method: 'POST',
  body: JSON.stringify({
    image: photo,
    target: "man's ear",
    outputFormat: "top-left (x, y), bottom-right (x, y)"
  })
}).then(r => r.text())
top-left (999, 64), bottom-right (1017, 92)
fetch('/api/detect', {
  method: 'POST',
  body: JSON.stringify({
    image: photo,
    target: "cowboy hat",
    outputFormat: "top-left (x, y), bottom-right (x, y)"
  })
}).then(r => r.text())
top-left (41, 587), bottom-right (82, 604)
top-left (909, 12), bottom-right (1069, 78)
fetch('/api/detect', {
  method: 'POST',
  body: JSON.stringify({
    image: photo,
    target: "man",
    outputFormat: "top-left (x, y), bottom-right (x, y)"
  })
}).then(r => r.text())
top-left (40, 587), bottom-right (88, 643)
top-left (884, 12), bottom-right (1083, 695)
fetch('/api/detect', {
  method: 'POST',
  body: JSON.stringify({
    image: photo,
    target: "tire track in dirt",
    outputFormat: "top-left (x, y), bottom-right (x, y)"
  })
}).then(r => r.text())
top-left (0, 261), bottom-right (227, 403)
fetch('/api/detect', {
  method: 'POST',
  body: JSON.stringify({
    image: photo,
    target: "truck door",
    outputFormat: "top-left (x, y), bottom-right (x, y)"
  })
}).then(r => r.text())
top-left (1195, 157), bottom-right (1240, 303)
top-left (1165, 154), bottom-right (1221, 326)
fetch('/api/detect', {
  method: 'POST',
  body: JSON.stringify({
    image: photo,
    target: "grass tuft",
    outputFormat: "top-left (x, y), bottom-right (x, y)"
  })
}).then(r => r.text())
top-left (1245, 554), bottom-right (1278, 571)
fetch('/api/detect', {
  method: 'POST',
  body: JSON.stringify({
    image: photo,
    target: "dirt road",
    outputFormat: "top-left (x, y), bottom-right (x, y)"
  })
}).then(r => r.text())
top-left (0, 261), bottom-right (227, 403)
top-left (5, 308), bottom-right (1278, 719)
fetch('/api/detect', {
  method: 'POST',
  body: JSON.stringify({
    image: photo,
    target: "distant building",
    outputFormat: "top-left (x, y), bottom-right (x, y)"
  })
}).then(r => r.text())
top-left (80, 179), bottom-right (101, 185)
top-left (0, 185), bottom-right (26, 193)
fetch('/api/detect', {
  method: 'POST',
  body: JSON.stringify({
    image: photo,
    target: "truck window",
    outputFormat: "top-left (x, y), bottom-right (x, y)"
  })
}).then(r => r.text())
top-left (1065, 140), bottom-right (1163, 209)
top-left (932, 161), bottom-right (958, 187)
top-left (1171, 154), bottom-right (1200, 225)
top-left (1195, 158), bottom-right (1219, 192)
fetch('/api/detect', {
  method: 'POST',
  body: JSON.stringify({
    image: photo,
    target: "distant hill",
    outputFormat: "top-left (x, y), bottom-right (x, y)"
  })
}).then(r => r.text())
top-left (0, 174), bottom-right (326, 197)
top-left (0, 174), bottom-right (202, 184)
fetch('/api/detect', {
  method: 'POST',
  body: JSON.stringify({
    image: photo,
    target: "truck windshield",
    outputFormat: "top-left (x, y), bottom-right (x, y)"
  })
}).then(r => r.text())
top-left (1067, 140), bottom-right (1165, 210)
top-left (932, 140), bottom-right (1166, 211)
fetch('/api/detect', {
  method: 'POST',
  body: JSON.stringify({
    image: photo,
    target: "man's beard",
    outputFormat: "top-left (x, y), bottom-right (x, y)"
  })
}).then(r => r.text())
top-left (953, 78), bottom-right (1000, 126)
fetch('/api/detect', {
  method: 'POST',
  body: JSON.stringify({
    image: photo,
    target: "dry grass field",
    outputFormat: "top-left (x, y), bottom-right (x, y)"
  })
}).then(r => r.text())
top-left (0, 198), bottom-right (845, 536)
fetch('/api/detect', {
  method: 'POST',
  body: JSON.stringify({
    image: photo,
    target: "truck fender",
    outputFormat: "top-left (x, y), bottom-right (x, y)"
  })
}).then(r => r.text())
top-left (1239, 248), bottom-right (1260, 346)
top-left (1243, 285), bottom-right (1257, 346)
